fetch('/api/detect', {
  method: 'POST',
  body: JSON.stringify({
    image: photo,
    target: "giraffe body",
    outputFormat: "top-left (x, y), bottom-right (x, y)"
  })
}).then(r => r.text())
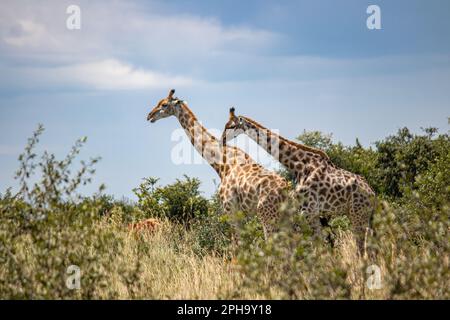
top-left (293, 151), bottom-right (375, 249)
top-left (147, 90), bottom-right (289, 238)
top-left (219, 162), bottom-right (289, 238)
top-left (222, 108), bottom-right (376, 250)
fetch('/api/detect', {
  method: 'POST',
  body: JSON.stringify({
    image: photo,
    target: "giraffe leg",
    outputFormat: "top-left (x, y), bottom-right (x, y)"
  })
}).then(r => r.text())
top-left (305, 211), bottom-right (323, 241)
top-left (349, 195), bottom-right (372, 255)
top-left (299, 194), bottom-right (325, 242)
top-left (320, 216), bottom-right (335, 248)
top-left (262, 223), bottom-right (273, 240)
top-left (257, 199), bottom-right (278, 240)
top-left (221, 199), bottom-right (242, 247)
top-left (296, 180), bottom-right (326, 242)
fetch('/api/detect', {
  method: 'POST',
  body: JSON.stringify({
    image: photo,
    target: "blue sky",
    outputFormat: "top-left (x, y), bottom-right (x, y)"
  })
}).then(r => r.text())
top-left (0, 0), bottom-right (449, 199)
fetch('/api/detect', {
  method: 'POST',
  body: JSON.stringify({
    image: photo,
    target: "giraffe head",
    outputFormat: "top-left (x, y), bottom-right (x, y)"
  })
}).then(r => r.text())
top-left (147, 89), bottom-right (184, 123)
top-left (221, 107), bottom-right (249, 145)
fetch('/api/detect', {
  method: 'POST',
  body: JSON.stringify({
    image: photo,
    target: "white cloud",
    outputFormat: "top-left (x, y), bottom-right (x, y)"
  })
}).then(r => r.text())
top-left (2, 59), bottom-right (195, 90)
top-left (0, 0), bottom-right (280, 91)
top-left (0, 0), bottom-right (279, 62)
top-left (1, 0), bottom-right (447, 92)
top-left (51, 59), bottom-right (194, 90)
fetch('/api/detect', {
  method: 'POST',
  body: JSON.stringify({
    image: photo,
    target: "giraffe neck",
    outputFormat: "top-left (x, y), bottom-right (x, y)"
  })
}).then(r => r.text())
top-left (175, 104), bottom-right (250, 177)
top-left (240, 116), bottom-right (329, 177)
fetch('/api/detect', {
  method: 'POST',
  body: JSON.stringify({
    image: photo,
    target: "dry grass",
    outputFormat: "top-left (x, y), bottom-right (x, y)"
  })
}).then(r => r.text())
top-left (99, 220), bottom-right (262, 299)
top-left (89, 220), bottom-right (417, 300)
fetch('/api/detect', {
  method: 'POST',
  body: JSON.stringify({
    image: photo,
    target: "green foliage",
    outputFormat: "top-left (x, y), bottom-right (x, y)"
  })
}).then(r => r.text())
top-left (0, 125), bottom-right (142, 299)
top-left (366, 200), bottom-right (449, 299)
top-left (133, 175), bottom-right (209, 224)
top-left (410, 143), bottom-right (450, 210)
top-left (234, 196), bottom-right (449, 299)
top-left (375, 127), bottom-right (448, 198)
top-left (296, 130), bottom-right (334, 150)
top-left (132, 177), bottom-right (231, 255)
top-left (190, 210), bottom-right (232, 256)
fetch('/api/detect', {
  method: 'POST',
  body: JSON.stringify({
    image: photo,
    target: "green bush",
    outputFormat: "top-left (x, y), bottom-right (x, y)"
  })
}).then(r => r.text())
top-left (0, 125), bottom-right (142, 299)
top-left (133, 175), bottom-right (209, 224)
top-left (375, 127), bottom-right (448, 198)
top-left (233, 196), bottom-right (449, 299)
top-left (132, 176), bottom-right (232, 256)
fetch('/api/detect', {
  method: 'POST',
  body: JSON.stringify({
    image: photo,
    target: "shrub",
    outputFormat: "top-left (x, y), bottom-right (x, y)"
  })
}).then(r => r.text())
top-left (190, 192), bottom-right (232, 256)
top-left (235, 208), bottom-right (355, 299)
top-left (375, 127), bottom-right (448, 198)
top-left (0, 125), bottom-right (142, 299)
top-left (234, 198), bottom-right (449, 299)
top-left (133, 175), bottom-right (209, 225)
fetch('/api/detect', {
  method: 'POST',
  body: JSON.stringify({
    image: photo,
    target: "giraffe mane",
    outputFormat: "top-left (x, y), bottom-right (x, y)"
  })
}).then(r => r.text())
top-left (240, 116), bottom-right (330, 160)
top-left (181, 102), bottom-right (252, 161)
top-left (179, 101), bottom-right (198, 121)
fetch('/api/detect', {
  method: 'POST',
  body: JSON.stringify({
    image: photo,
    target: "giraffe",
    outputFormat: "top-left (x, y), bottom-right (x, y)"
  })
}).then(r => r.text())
top-left (221, 107), bottom-right (376, 252)
top-left (146, 90), bottom-right (290, 239)
top-left (128, 218), bottom-right (161, 234)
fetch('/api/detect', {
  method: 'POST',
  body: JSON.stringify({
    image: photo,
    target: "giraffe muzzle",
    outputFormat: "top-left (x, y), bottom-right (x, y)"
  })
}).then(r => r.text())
top-left (147, 112), bottom-right (157, 123)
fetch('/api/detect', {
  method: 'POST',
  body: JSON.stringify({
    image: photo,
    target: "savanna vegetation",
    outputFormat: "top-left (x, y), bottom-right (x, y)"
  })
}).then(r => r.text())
top-left (0, 123), bottom-right (448, 299)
